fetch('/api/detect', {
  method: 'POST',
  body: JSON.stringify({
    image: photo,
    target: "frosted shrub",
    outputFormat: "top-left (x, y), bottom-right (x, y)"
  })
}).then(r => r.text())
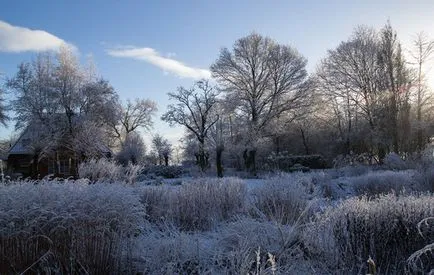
top-left (140, 177), bottom-right (247, 231)
top-left (414, 164), bottom-right (434, 192)
top-left (351, 170), bottom-right (421, 196)
top-left (0, 180), bottom-right (145, 274)
top-left (125, 162), bottom-right (143, 184)
top-left (78, 158), bottom-right (122, 182)
top-left (303, 193), bottom-right (434, 274)
top-left (141, 165), bottom-right (185, 179)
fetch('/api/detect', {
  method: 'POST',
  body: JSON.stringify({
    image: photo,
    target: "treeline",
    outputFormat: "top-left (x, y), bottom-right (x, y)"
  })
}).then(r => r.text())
top-left (163, 22), bottom-right (434, 175)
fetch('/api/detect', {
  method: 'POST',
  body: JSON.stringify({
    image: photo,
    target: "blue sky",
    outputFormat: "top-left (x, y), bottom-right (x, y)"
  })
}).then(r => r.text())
top-left (1, 0), bottom-right (434, 146)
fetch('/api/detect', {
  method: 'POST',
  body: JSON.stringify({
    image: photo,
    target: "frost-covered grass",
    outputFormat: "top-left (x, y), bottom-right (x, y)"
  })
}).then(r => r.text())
top-left (303, 193), bottom-right (434, 274)
top-left (133, 218), bottom-right (298, 274)
top-left (0, 180), bottom-right (145, 274)
top-left (350, 170), bottom-right (422, 196)
top-left (140, 177), bottom-right (247, 231)
top-left (1, 167), bottom-right (433, 274)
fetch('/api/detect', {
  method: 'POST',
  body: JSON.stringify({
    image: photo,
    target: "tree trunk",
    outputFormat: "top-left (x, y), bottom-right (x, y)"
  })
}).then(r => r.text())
top-left (197, 141), bottom-right (208, 172)
top-left (300, 128), bottom-right (310, 155)
top-left (249, 149), bottom-right (257, 176)
top-left (216, 145), bottom-right (224, 178)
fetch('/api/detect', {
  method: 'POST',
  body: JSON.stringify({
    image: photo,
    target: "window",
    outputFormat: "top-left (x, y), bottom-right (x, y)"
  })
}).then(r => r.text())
top-left (48, 159), bottom-right (71, 175)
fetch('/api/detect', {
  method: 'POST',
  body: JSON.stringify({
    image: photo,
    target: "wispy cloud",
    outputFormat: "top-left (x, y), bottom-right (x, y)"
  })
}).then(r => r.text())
top-left (0, 20), bottom-right (72, 53)
top-left (106, 46), bottom-right (211, 79)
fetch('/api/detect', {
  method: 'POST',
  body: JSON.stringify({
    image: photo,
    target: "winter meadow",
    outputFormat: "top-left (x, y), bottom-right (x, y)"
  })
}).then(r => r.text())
top-left (1, 9), bottom-right (434, 275)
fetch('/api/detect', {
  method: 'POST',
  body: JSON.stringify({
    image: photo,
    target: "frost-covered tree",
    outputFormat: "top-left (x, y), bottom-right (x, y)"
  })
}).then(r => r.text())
top-left (211, 33), bottom-right (311, 174)
top-left (7, 47), bottom-right (119, 176)
top-left (315, 23), bottom-right (413, 161)
top-left (316, 26), bottom-right (383, 156)
top-left (151, 134), bottom-right (172, 166)
top-left (116, 132), bottom-right (146, 165)
top-left (377, 21), bottom-right (413, 155)
top-left (409, 32), bottom-right (434, 152)
top-left (162, 79), bottom-right (219, 171)
top-left (0, 85), bottom-right (8, 127)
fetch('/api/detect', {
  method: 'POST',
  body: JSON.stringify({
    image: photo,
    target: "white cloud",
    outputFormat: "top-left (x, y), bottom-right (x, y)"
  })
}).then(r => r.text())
top-left (106, 46), bottom-right (211, 79)
top-left (0, 20), bottom-right (72, 53)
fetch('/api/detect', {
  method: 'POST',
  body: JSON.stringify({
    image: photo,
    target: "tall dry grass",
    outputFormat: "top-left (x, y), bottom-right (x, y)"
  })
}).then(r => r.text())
top-left (0, 180), bottom-right (145, 274)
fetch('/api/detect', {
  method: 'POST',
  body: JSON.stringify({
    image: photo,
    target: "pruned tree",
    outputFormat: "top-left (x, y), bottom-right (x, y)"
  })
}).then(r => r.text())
top-left (162, 79), bottom-right (219, 171)
top-left (211, 33), bottom-right (311, 174)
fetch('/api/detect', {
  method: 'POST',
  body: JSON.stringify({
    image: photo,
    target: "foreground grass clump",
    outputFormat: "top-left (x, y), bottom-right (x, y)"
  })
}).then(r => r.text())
top-left (134, 217), bottom-right (298, 274)
top-left (303, 193), bottom-right (434, 274)
top-left (350, 170), bottom-right (422, 196)
top-left (250, 172), bottom-right (319, 224)
top-left (140, 177), bottom-right (247, 231)
top-left (0, 180), bottom-right (145, 274)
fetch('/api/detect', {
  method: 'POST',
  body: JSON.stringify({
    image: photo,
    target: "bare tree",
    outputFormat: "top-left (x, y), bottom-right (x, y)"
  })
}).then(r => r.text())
top-left (409, 32), bottom-right (434, 151)
top-left (162, 79), bottom-right (219, 171)
top-left (316, 26), bottom-right (383, 156)
top-left (211, 33), bottom-right (310, 174)
top-left (377, 21), bottom-right (413, 155)
top-left (111, 98), bottom-right (157, 141)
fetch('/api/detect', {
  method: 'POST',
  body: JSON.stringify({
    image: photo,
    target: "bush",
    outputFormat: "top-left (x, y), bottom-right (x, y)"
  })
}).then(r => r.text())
top-left (78, 158), bottom-right (143, 184)
top-left (383, 152), bottom-right (408, 170)
top-left (0, 180), bottom-right (145, 274)
top-left (303, 193), bottom-right (434, 274)
top-left (140, 177), bottom-right (247, 231)
top-left (78, 158), bottom-right (122, 182)
top-left (141, 165), bottom-right (185, 179)
top-left (266, 153), bottom-right (328, 172)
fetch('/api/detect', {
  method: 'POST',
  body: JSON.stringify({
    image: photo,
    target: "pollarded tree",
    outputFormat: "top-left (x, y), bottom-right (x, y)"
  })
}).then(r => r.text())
top-left (162, 79), bottom-right (219, 171)
top-left (211, 33), bottom-right (311, 174)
